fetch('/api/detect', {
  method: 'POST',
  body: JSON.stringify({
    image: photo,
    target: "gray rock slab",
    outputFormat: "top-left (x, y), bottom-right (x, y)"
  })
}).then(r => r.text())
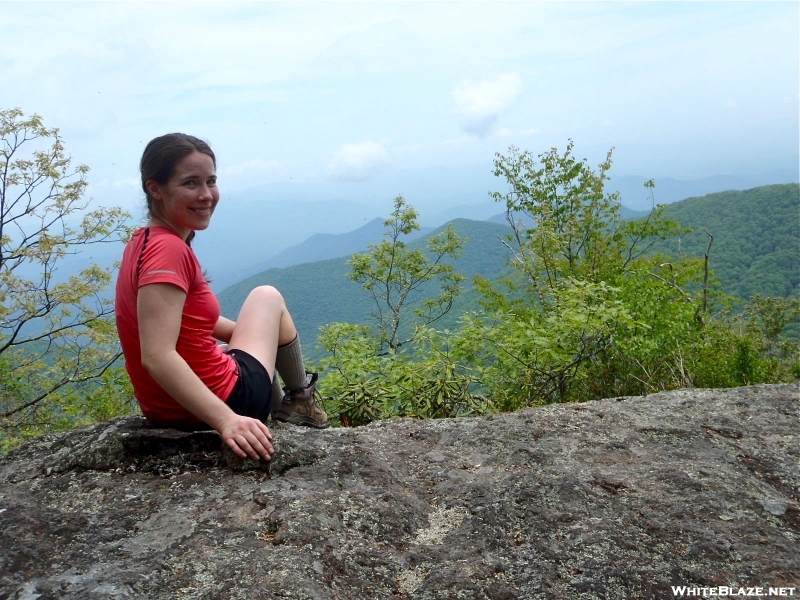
top-left (0, 383), bottom-right (798, 599)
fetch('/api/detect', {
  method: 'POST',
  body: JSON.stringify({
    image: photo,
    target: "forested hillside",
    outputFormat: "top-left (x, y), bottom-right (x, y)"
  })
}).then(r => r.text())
top-left (657, 184), bottom-right (798, 299)
top-left (217, 219), bottom-right (513, 359)
top-left (219, 183), bottom-right (798, 359)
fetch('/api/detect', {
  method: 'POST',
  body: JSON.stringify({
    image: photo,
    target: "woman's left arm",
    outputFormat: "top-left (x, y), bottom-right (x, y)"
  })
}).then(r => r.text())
top-left (214, 316), bottom-right (236, 343)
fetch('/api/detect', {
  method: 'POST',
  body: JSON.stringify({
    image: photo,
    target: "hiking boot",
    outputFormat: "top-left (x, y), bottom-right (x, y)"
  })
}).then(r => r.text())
top-left (272, 372), bottom-right (328, 429)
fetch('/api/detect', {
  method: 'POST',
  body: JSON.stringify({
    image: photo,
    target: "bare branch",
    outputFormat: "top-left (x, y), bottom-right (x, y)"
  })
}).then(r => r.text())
top-left (702, 229), bottom-right (714, 317)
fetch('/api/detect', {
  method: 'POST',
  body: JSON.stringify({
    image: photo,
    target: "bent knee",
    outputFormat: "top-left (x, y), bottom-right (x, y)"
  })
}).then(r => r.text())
top-left (249, 285), bottom-right (285, 306)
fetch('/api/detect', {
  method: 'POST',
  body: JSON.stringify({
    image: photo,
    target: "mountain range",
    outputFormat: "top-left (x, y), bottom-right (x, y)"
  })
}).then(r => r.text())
top-left (217, 218), bottom-right (514, 361)
top-left (194, 166), bottom-right (797, 291)
top-left (17, 165), bottom-right (796, 299)
top-left (216, 183), bottom-right (799, 359)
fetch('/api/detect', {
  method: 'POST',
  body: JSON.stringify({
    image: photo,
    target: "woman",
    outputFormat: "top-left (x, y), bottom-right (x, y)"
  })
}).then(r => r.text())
top-left (115, 133), bottom-right (327, 463)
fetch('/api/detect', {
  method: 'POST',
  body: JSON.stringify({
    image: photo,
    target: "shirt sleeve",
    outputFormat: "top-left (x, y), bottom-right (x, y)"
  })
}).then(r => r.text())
top-left (137, 232), bottom-right (197, 293)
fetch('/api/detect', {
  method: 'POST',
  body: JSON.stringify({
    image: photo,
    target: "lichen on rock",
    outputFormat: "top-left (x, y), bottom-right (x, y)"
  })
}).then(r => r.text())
top-left (0, 383), bottom-right (798, 599)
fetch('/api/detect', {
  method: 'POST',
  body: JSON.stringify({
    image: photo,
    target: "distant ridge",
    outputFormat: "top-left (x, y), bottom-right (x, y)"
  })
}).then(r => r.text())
top-left (250, 217), bottom-right (432, 271)
top-left (217, 184), bottom-right (799, 358)
top-left (215, 217), bottom-right (432, 289)
top-left (196, 167), bottom-right (797, 291)
top-left (486, 204), bottom-right (650, 226)
top-left (657, 183), bottom-right (799, 299)
top-left (217, 218), bottom-right (513, 359)
top-left (609, 170), bottom-right (799, 210)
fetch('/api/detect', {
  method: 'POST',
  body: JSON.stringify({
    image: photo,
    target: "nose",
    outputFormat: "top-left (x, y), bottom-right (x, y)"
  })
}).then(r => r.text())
top-left (198, 183), bottom-right (214, 201)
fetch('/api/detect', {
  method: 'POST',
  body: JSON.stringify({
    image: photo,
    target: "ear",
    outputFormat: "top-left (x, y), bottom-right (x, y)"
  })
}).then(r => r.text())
top-left (145, 179), bottom-right (162, 201)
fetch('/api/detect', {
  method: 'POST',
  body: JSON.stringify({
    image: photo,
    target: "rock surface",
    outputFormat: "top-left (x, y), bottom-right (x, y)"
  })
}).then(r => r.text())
top-left (0, 383), bottom-right (798, 599)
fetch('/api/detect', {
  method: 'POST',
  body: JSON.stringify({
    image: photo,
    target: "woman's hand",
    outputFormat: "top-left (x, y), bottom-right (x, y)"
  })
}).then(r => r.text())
top-left (217, 413), bottom-right (275, 461)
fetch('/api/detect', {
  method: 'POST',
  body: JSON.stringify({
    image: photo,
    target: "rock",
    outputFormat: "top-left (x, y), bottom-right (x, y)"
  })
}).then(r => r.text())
top-left (0, 383), bottom-right (798, 599)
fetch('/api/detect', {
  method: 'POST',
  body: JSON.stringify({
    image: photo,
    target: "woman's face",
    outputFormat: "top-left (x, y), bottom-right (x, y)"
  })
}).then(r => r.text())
top-left (146, 151), bottom-right (219, 240)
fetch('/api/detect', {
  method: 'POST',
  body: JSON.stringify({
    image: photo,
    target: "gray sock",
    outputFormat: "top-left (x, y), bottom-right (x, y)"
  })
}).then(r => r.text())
top-left (271, 373), bottom-right (284, 405)
top-left (275, 335), bottom-right (307, 390)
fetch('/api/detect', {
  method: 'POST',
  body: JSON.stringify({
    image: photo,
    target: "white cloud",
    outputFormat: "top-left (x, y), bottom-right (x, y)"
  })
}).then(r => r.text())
top-left (494, 128), bottom-right (513, 138)
top-left (453, 73), bottom-right (523, 137)
top-left (520, 128), bottom-right (540, 137)
top-left (328, 141), bottom-right (390, 181)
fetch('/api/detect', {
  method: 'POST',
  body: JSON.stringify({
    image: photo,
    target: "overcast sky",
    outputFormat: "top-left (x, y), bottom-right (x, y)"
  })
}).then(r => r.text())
top-left (3, 1), bottom-right (798, 212)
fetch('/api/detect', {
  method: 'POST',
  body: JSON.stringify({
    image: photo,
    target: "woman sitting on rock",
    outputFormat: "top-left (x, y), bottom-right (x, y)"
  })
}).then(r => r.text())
top-left (115, 133), bottom-right (327, 462)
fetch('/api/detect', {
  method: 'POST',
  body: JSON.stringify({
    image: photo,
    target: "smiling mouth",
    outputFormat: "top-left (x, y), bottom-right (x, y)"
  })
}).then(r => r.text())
top-left (191, 208), bottom-right (212, 216)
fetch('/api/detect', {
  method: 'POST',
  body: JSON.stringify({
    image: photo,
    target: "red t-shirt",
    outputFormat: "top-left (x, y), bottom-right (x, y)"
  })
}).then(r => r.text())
top-left (115, 226), bottom-right (238, 425)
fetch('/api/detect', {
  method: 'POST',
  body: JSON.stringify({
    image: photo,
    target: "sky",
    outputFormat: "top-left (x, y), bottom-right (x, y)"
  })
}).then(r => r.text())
top-left (2, 1), bottom-right (798, 214)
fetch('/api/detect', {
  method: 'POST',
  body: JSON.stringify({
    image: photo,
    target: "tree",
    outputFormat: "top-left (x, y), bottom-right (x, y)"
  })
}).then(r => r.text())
top-left (743, 293), bottom-right (800, 379)
top-left (319, 196), bottom-right (485, 426)
top-left (317, 143), bottom-right (797, 424)
top-left (490, 140), bottom-right (684, 301)
top-left (464, 141), bottom-right (799, 405)
top-left (0, 108), bottom-right (132, 446)
top-left (319, 149), bottom-right (701, 420)
top-left (461, 141), bottom-right (716, 405)
top-left (347, 195), bottom-right (466, 353)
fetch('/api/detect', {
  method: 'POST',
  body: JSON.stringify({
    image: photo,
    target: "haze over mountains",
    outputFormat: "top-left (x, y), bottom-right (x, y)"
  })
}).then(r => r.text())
top-left (216, 183), bottom-right (799, 360)
top-left (193, 165), bottom-right (798, 291)
top-left (22, 163), bottom-right (796, 296)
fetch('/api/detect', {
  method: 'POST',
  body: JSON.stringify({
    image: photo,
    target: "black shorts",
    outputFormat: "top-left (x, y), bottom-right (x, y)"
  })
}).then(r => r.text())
top-left (225, 348), bottom-right (272, 421)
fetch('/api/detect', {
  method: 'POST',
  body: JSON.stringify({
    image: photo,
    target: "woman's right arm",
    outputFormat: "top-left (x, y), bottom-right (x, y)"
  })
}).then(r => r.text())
top-left (138, 282), bottom-right (274, 461)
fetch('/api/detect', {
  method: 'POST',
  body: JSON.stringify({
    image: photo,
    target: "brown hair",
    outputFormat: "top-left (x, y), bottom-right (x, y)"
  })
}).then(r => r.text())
top-left (140, 133), bottom-right (216, 245)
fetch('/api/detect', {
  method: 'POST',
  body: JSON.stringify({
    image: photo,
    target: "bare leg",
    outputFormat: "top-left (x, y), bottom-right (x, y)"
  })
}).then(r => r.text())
top-left (229, 285), bottom-right (327, 428)
top-left (228, 286), bottom-right (297, 380)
